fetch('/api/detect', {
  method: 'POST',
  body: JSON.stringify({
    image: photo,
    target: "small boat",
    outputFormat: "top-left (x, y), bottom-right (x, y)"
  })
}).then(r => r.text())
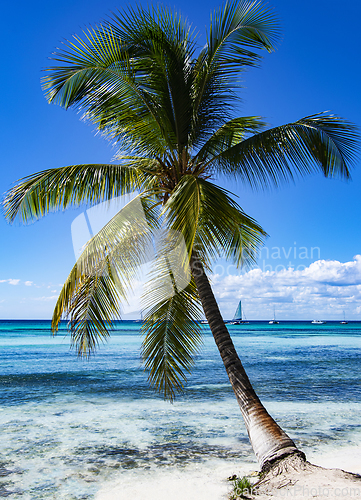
top-left (229, 300), bottom-right (248, 325)
top-left (311, 320), bottom-right (325, 324)
top-left (269, 307), bottom-right (279, 325)
top-left (340, 311), bottom-right (348, 325)
top-left (135, 311), bottom-right (144, 323)
top-left (200, 320), bottom-right (208, 324)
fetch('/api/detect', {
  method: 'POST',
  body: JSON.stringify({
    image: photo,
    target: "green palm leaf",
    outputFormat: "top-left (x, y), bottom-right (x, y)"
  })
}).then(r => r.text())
top-left (207, 0), bottom-right (279, 67)
top-left (164, 175), bottom-right (266, 267)
top-left (3, 163), bottom-right (147, 223)
top-left (191, 1), bottom-right (279, 147)
top-left (43, 28), bottom-right (172, 155)
top-left (139, 219), bottom-right (202, 400)
top-left (52, 195), bottom-right (158, 355)
top-left (109, 5), bottom-right (196, 153)
top-left (192, 116), bottom-right (266, 169)
top-left (141, 278), bottom-right (202, 400)
top-left (66, 273), bottom-right (121, 356)
top-left (213, 113), bottom-right (359, 188)
top-left (43, 7), bottom-right (196, 156)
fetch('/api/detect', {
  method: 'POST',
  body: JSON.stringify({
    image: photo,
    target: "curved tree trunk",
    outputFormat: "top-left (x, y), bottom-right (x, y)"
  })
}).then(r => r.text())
top-left (190, 254), bottom-right (303, 470)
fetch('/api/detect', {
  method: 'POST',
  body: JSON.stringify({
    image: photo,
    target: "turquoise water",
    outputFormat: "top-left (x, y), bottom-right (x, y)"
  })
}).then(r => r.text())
top-left (1, 320), bottom-right (361, 498)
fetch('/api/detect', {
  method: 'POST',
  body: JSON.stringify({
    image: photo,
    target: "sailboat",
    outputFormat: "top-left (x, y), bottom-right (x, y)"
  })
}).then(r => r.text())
top-left (269, 307), bottom-right (279, 324)
top-left (340, 311), bottom-right (348, 325)
top-left (229, 300), bottom-right (248, 325)
top-left (135, 311), bottom-right (144, 323)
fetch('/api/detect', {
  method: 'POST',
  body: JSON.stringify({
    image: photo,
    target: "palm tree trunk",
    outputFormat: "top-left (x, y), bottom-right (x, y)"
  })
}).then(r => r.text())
top-left (190, 254), bottom-right (303, 470)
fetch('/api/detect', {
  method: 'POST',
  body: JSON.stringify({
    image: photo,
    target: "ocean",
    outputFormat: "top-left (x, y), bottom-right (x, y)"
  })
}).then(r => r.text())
top-left (1, 320), bottom-right (360, 499)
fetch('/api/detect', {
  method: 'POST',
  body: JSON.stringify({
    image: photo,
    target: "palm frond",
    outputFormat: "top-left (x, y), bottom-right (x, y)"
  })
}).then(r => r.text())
top-left (192, 116), bottom-right (266, 169)
top-left (207, 0), bottom-right (279, 69)
top-left (109, 5), bottom-right (196, 153)
top-left (3, 163), bottom-right (147, 223)
top-left (162, 176), bottom-right (201, 258)
top-left (212, 113), bottom-right (359, 188)
top-left (43, 6), bottom-right (197, 156)
top-left (195, 180), bottom-right (266, 267)
top-left (52, 195), bottom-right (157, 355)
top-left (141, 278), bottom-right (202, 400)
top-left (41, 3), bottom-right (280, 156)
top-left (142, 223), bottom-right (191, 308)
top-left (66, 272), bottom-right (121, 356)
top-left (190, 1), bottom-right (279, 147)
top-left (139, 218), bottom-right (202, 400)
top-left (43, 26), bottom-right (173, 155)
top-left (164, 175), bottom-right (266, 267)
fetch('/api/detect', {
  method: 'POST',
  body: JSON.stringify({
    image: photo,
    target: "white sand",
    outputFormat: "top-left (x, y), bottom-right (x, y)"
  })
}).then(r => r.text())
top-left (95, 446), bottom-right (361, 500)
top-left (308, 445), bottom-right (361, 475)
top-left (95, 459), bottom-right (256, 500)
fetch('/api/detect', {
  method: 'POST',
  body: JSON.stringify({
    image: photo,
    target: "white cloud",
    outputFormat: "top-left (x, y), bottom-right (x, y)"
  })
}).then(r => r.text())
top-left (9, 279), bottom-right (21, 285)
top-left (31, 295), bottom-right (59, 302)
top-left (0, 279), bottom-right (20, 285)
top-left (0, 279), bottom-right (49, 288)
top-left (211, 255), bottom-right (361, 320)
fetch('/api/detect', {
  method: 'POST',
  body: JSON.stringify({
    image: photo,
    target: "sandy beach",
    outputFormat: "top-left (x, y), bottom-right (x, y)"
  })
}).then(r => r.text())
top-left (95, 446), bottom-right (361, 499)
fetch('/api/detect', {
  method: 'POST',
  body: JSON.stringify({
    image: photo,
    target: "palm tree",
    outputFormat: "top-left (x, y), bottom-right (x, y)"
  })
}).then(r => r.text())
top-left (3, 1), bottom-right (358, 471)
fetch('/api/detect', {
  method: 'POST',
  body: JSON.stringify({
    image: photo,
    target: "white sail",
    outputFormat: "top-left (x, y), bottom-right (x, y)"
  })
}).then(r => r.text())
top-left (233, 300), bottom-right (242, 321)
top-left (269, 306), bottom-right (279, 324)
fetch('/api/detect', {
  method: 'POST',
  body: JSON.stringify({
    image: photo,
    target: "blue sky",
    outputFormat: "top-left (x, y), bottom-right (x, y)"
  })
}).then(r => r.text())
top-left (1, 0), bottom-right (360, 320)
